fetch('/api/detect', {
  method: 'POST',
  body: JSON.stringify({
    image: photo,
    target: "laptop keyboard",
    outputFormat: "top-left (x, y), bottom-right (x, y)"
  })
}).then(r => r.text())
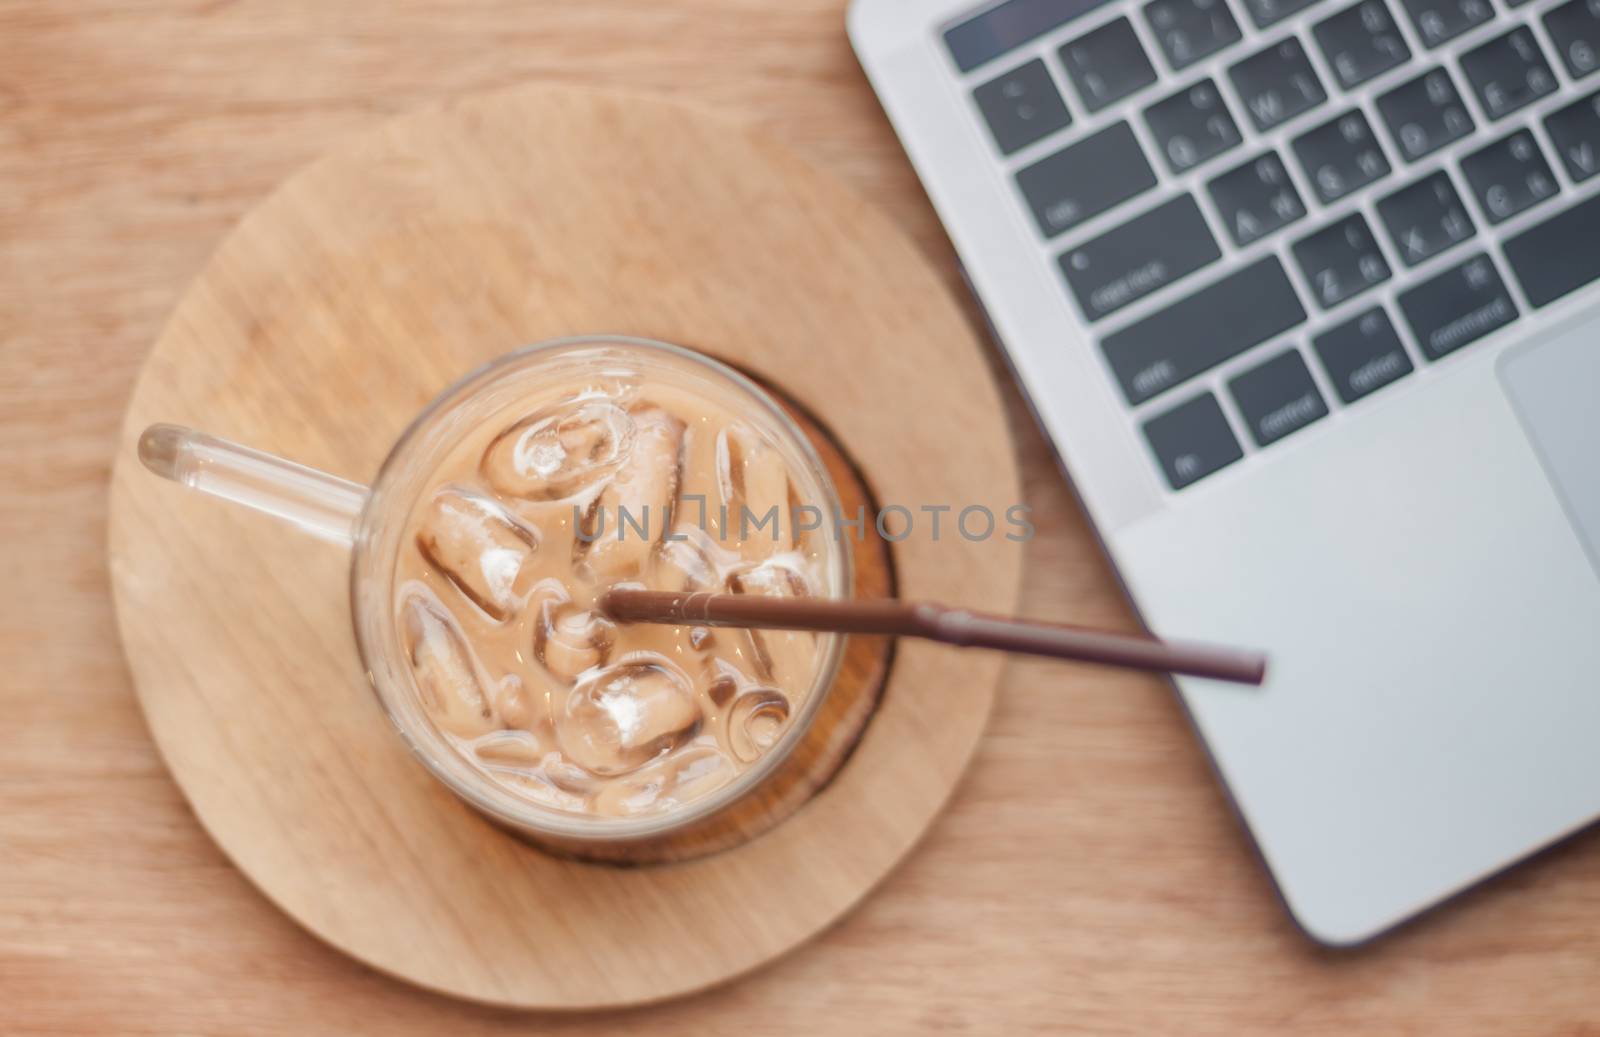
top-left (945, 0), bottom-right (1600, 490)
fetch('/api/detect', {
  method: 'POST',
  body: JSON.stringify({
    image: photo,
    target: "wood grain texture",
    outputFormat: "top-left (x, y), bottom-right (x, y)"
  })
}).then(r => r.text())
top-left (5, 1), bottom-right (1600, 1033)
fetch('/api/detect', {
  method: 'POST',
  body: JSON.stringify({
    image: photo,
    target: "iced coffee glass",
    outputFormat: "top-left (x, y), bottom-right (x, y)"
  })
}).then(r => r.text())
top-left (139, 336), bottom-right (850, 854)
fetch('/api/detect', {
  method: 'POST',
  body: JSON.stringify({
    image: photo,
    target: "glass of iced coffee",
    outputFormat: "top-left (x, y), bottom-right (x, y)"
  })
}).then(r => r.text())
top-left (138, 336), bottom-right (851, 856)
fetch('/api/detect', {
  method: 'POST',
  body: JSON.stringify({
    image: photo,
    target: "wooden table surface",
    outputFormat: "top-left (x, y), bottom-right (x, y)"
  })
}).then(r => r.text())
top-left (4, 2), bottom-right (1599, 1033)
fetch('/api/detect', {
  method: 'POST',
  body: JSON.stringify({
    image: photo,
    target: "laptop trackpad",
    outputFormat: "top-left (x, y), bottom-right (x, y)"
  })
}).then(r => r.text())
top-left (1499, 315), bottom-right (1600, 578)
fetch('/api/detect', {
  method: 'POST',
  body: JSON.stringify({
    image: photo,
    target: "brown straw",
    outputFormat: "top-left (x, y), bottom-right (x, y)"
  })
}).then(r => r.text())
top-left (599, 589), bottom-right (1267, 686)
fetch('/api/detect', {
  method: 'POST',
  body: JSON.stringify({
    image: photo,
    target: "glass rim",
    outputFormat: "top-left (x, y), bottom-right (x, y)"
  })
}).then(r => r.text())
top-left (348, 334), bottom-right (852, 842)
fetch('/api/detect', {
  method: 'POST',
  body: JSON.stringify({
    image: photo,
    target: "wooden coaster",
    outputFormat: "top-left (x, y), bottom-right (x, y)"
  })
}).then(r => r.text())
top-left (107, 84), bottom-right (1023, 1009)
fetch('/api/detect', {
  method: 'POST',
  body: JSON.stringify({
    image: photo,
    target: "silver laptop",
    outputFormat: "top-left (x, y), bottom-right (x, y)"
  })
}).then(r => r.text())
top-left (851, 0), bottom-right (1600, 943)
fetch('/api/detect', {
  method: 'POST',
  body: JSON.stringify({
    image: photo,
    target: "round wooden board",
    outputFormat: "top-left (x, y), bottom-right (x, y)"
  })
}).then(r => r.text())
top-left (106, 84), bottom-right (1023, 1009)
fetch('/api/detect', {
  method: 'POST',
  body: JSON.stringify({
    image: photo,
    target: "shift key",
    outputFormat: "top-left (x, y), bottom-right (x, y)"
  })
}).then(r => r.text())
top-left (1101, 256), bottom-right (1308, 404)
top-left (1504, 191), bottom-right (1600, 307)
top-left (1059, 194), bottom-right (1222, 320)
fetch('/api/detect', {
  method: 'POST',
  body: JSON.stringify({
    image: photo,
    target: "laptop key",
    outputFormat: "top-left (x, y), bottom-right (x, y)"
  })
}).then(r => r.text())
top-left (1286, 110), bottom-right (1388, 204)
top-left (1016, 122), bottom-right (1158, 237)
top-left (1292, 109), bottom-right (1392, 203)
top-left (1208, 151), bottom-right (1307, 246)
top-left (1397, 253), bottom-right (1518, 359)
top-left (1503, 191), bottom-right (1600, 306)
top-left (945, 0), bottom-right (1120, 73)
top-left (1376, 68), bottom-right (1475, 162)
top-left (1102, 256), bottom-right (1307, 404)
top-left (972, 60), bottom-right (1074, 156)
top-left (1544, 89), bottom-right (1600, 181)
top-left (1460, 28), bottom-right (1559, 121)
top-left (1059, 194), bottom-right (1222, 320)
top-left (1059, 18), bottom-right (1159, 113)
top-left (1544, 0), bottom-right (1600, 81)
top-left (1314, 0), bottom-right (1413, 90)
top-left (1376, 171), bottom-right (1475, 266)
top-left (1230, 37), bottom-right (1329, 132)
top-left (1312, 306), bottom-right (1414, 402)
top-left (1142, 392), bottom-right (1244, 490)
top-left (1229, 349), bottom-right (1329, 447)
top-left (1241, 0), bottom-right (1324, 29)
top-left (1293, 213), bottom-right (1392, 309)
top-left (1144, 0), bottom-right (1243, 70)
top-left (1459, 130), bottom-right (1560, 223)
top-left (1396, 0), bottom-right (1493, 48)
top-left (1144, 79), bottom-right (1244, 173)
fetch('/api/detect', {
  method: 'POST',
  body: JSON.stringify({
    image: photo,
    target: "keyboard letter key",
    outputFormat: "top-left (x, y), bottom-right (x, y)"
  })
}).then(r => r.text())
top-left (1292, 213), bottom-right (1392, 309)
top-left (1542, 0), bottom-right (1600, 80)
top-left (1292, 109), bottom-right (1392, 203)
top-left (1144, 0), bottom-right (1243, 70)
top-left (1058, 17), bottom-right (1159, 113)
top-left (1544, 89), bottom-right (1600, 182)
top-left (1375, 171), bottom-right (1475, 267)
top-left (1240, 0), bottom-right (1323, 29)
top-left (1143, 79), bottom-right (1244, 173)
top-left (1459, 28), bottom-right (1559, 121)
top-left (1229, 37), bottom-right (1329, 131)
top-left (1397, 0), bottom-right (1493, 48)
top-left (1313, 1), bottom-right (1412, 90)
top-left (1459, 130), bottom-right (1560, 224)
top-left (1208, 151), bottom-right (1308, 246)
top-left (1377, 68), bottom-right (1475, 161)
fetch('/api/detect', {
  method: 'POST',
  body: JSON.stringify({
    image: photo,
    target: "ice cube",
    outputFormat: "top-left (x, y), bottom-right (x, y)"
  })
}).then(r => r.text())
top-left (704, 656), bottom-right (756, 711)
top-left (415, 488), bottom-right (540, 622)
top-left (589, 744), bottom-right (736, 817)
top-left (399, 590), bottom-right (499, 738)
top-left (533, 600), bottom-right (617, 682)
top-left (656, 525), bottom-right (739, 593)
top-left (492, 673), bottom-right (539, 730)
top-left (480, 397), bottom-right (636, 501)
top-left (727, 556), bottom-right (811, 598)
top-left (724, 687), bottom-right (791, 763)
top-left (657, 537), bottom-right (715, 591)
top-left (471, 728), bottom-right (545, 768)
top-left (716, 424), bottom-right (796, 553)
top-left (554, 655), bottom-right (701, 776)
top-left (541, 752), bottom-right (600, 796)
top-left (728, 559), bottom-right (817, 690)
top-left (499, 772), bottom-right (590, 814)
top-left (472, 734), bottom-right (596, 812)
top-left (580, 406), bottom-right (684, 580)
